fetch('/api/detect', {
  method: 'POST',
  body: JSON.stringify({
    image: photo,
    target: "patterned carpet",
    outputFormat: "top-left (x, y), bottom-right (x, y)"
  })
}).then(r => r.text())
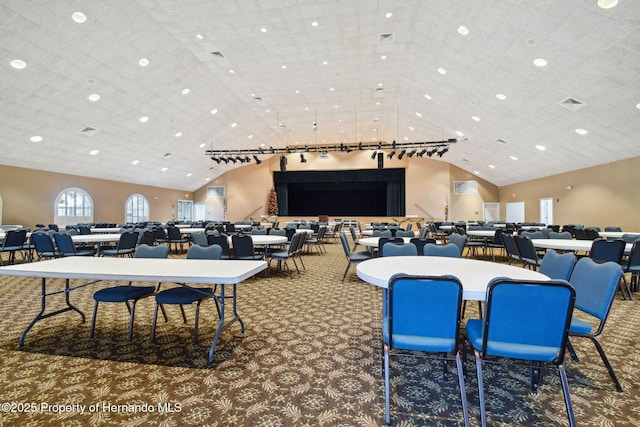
top-left (0, 239), bottom-right (639, 426)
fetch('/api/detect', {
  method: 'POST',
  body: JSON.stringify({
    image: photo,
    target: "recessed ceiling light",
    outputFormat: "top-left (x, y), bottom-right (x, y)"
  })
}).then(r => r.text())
top-left (385, 12), bottom-right (393, 18)
top-left (510, 156), bottom-right (518, 161)
top-left (536, 144), bottom-right (546, 151)
top-left (311, 21), bottom-right (319, 27)
top-left (636, 103), bottom-right (640, 110)
top-left (380, 55), bottom-right (387, 60)
top-left (199, 143), bottom-right (206, 148)
top-left (230, 122), bottom-right (237, 128)
top-left (533, 58), bottom-right (547, 67)
top-left (10, 59), bottom-right (26, 69)
top-left (408, 126), bottom-right (415, 131)
top-left (186, 173), bottom-right (192, 177)
top-left (457, 26), bottom-right (469, 35)
top-left (139, 116), bottom-right (149, 123)
top-left (375, 102), bottom-right (381, 105)
top-left (488, 164), bottom-right (496, 169)
top-left (415, 112), bottom-right (422, 117)
top-left (437, 67), bottom-right (447, 75)
top-left (281, 65), bottom-right (287, 69)
top-left (30, 135), bottom-right (43, 143)
top-left (161, 167), bottom-right (168, 172)
top-left (403, 136), bottom-right (409, 141)
top-left (322, 60), bottom-right (328, 65)
top-left (196, 34), bottom-right (203, 40)
top-left (88, 93), bottom-right (100, 102)
top-left (138, 58), bottom-right (150, 67)
top-left (260, 27), bottom-right (267, 33)
top-left (597, 0), bottom-right (619, 9)
top-left (71, 12), bottom-right (87, 23)
top-left (181, 88), bottom-right (190, 95)
top-left (132, 160), bottom-right (140, 165)
top-left (496, 93), bottom-right (507, 100)
top-left (248, 134), bottom-right (254, 139)
top-left (472, 116), bottom-right (480, 121)
top-left (174, 132), bottom-right (182, 137)
top-left (455, 131), bottom-right (464, 137)
top-left (424, 94), bottom-right (432, 100)
top-left (473, 171), bottom-right (480, 175)
top-left (329, 87), bottom-right (334, 91)
top-left (575, 128), bottom-right (588, 135)
top-left (334, 105), bottom-right (339, 109)
top-left (89, 149), bottom-right (99, 155)
top-left (210, 108), bottom-right (218, 115)
top-left (229, 69), bottom-right (235, 74)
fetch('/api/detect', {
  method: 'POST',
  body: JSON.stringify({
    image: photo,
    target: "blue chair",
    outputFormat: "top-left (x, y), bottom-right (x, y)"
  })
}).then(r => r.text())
top-left (53, 232), bottom-right (96, 257)
top-left (466, 279), bottom-right (577, 427)
top-left (30, 231), bottom-right (58, 260)
top-left (339, 232), bottom-right (372, 282)
top-left (423, 243), bottom-right (461, 258)
top-left (167, 226), bottom-right (190, 253)
top-left (0, 229), bottom-right (27, 265)
top-left (448, 233), bottom-right (467, 256)
top-left (150, 244), bottom-right (222, 344)
top-left (101, 231), bottom-right (138, 257)
top-left (409, 238), bottom-right (436, 256)
top-left (567, 257), bottom-right (624, 392)
top-left (513, 235), bottom-right (540, 269)
top-left (381, 242), bottom-right (418, 257)
top-left (539, 250), bottom-right (576, 281)
top-left (267, 232), bottom-right (303, 278)
top-left (588, 238), bottom-right (631, 300)
top-left (207, 234), bottom-right (231, 259)
top-left (231, 235), bottom-right (264, 260)
top-left (500, 233), bottom-right (521, 264)
top-left (624, 240), bottom-right (640, 292)
top-left (89, 244), bottom-right (169, 341)
top-left (190, 231), bottom-right (208, 247)
top-left (384, 274), bottom-right (469, 426)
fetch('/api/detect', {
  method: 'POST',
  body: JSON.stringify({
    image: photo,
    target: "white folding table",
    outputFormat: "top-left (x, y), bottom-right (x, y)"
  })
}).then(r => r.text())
top-left (0, 256), bottom-right (266, 364)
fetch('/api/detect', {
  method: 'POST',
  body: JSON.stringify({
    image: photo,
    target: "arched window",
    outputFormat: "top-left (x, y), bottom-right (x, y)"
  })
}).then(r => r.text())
top-left (125, 194), bottom-right (149, 223)
top-left (54, 187), bottom-right (94, 227)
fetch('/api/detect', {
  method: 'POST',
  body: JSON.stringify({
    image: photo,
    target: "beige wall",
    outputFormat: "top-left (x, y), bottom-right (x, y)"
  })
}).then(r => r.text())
top-left (0, 165), bottom-right (192, 227)
top-left (498, 157), bottom-right (640, 230)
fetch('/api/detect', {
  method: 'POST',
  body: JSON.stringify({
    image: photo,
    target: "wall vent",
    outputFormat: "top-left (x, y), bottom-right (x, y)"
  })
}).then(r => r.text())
top-left (207, 186), bottom-right (225, 198)
top-left (559, 97), bottom-right (586, 111)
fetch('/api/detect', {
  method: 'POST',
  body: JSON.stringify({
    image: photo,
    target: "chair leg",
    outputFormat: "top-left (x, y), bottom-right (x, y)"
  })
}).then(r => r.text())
top-left (194, 300), bottom-right (205, 345)
top-left (587, 335), bottom-right (623, 392)
top-left (179, 305), bottom-right (188, 323)
top-left (558, 365), bottom-right (577, 427)
top-left (89, 301), bottom-right (99, 338)
top-left (150, 303), bottom-right (160, 343)
top-left (127, 300), bottom-right (139, 342)
top-left (474, 350), bottom-right (487, 427)
top-left (384, 345), bottom-right (391, 425)
top-left (341, 263), bottom-right (351, 283)
top-left (455, 353), bottom-right (471, 427)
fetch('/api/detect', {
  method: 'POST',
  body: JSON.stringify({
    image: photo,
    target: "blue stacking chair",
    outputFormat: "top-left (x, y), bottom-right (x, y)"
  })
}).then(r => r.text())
top-left (381, 241), bottom-right (418, 257)
top-left (423, 242), bottom-right (461, 258)
top-left (539, 250), bottom-right (577, 281)
top-left (384, 274), bottom-right (469, 426)
top-left (466, 279), bottom-right (577, 427)
top-left (53, 232), bottom-right (96, 257)
top-left (151, 244), bottom-right (222, 345)
top-left (339, 232), bottom-right (372, 282)
top-left (566, 257), bottom-right (624, 392)
top-left (90, 244), bottom-right (169, 341)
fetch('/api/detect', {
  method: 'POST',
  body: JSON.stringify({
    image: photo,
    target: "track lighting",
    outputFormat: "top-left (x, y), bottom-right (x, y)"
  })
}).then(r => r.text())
top-left (387, 150), bottom-right (396, 159)
top-left (253, 155), bottom-right (262, 164)
top-left (371, 150), bottom-right (378, 159)
top-left (437, 147), bottom-right (449, 157)
top-left (397, 149), bottom-right (406, 160)
top-left (407, 149), bottom-right (417, 158)
top-left (300, 153), bottom-right (307, 163)
top-left (427, 148), bottom-right (438, 157)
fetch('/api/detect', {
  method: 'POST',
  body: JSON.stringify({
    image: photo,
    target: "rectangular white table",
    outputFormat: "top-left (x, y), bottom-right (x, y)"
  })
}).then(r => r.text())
top-left (0, 256), bottom-right (266, 364)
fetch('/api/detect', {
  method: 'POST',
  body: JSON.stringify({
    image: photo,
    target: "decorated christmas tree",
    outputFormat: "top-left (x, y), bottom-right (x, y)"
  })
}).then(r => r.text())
top-left (268, 188), bottom-right (279, 216)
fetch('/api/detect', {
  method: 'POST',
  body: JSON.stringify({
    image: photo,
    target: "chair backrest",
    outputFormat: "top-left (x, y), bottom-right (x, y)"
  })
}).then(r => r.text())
top-left (31, 232), bottom-right (56, 255)
top-left (395, 230), bottom-right (414, 238)
top-left (513, 235), bottom-right (539, 263)
top-left (539, 250), bottom-right (577, 281)
top-left (585, 227), bottom-right (600, 240)
top-left (53, 233), bottom-right (76, 255)
top-left (626, 240), bottom-right (640, 271)
top-left (409, 238), bottom-right (436, 256)
top-left (139, 229), bottom-right (155, 244)
top-left (620, 233), bottom-right (640, 243)
top-left (549, 231), bottom-right (573, 240)
top-left (480, 279), bottom-right (575, 363)
top-left (491, 228), bottom-right (509, 245)
top-left (269, 228), bottom-right (286, 237)
top-left (448, 233), bottom-right (467, 254)
top-left (382, 242), bottom-right (418, 257)
top-left (387, 274), bottom-right (463, 352)
top-left (339, 232), bottom-right (351, 257)
top-left (187, 244), bottom-right (222, 260)
top-left (167, 226), bottom-right (182, 240)
top-left (134, 243), bottom-right (169, 259)
top-left (378, 237), bottom-right (403, 255)
top-left (78, 225), bottom-right (92, 235)
top-left (372, 230), bottom-right (392, 238)
top-left (207, 235), bottom-right (231, 257)
top-left (589, 238), bottom-right (625, 264)
top-left (569, 257), bottom-right (621, 321)
top-left (423, 243), bottom-right (461, 258)
top-left (604, 226), bottom-right (622, 232)
top-left (349, 226), bottom-right (358, 241)
top-left (418, 226), bottom-right (429, 239)
top-left (573, 228), bottom-right (588, 240)
top-left (155, 227), bottom-right (168, 240)
top-left (190, 231), bottom-right (208, 246)
top-left (117, 231), bottom-right (140, 251)
top-left (2, 229), bottom-right (27, 248)
top-left (521, 230), bottom-right (543, 239)
top-left (231, 235), bottom-right (255, 258)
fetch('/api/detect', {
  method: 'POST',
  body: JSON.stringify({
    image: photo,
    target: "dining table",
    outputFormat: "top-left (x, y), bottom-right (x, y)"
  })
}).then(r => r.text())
top-left (356, 256), bottom-right (549, 301)
top-left (531, 238), bottom-right (632, 254)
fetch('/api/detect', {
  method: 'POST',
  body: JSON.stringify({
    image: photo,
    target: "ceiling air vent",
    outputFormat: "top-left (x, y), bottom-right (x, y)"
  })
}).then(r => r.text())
top-left (379, 33), bottom-right (394, 43)
top-left (559, 97), bottom-right (586, 111)
top-left (162, 152), bottom-right (174, 159)
top-left (495, 138), bottom-right (508, 145)
top-left (210, 51), bottom-right (224, 58)
top-left (79, 126), bottom-right (99, 136)
top-left (373, 87), bottom-right (385, 98)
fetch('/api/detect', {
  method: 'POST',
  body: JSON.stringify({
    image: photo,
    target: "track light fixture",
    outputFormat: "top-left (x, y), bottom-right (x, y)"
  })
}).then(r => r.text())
top-left (253, 155), bottom-right (262, 164)
top-left (300, 153), bottom-right (307, 163)
top-left (371, 150), bottom-right (378, 159)
top-left (437, 147), bottom-right (449, 157)
top-left (418, 148), bottom-right (427, 157)
top-left (397, 149), bottom-right (407, 160)
top-left (427, 148), bottom-right (438, 157)
top-left (387, 150), bottom-right (396, 159)
top-left (407, 149), bottom-right (417, 158)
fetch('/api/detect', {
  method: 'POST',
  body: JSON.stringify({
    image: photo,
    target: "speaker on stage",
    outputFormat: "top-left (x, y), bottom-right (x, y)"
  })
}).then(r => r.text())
top-left (377, 152), bottom-right (384, 169)
top-left (279, 155), bottom-right (287, 172)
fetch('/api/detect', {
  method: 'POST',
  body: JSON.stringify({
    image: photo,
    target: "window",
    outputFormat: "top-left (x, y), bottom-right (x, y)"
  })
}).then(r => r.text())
top-left (125, 194), bottom-right (150, 223)
top-left (54, 187), bottom-right (94, 226)
top-left (177, 200), bottom-right (193, 222)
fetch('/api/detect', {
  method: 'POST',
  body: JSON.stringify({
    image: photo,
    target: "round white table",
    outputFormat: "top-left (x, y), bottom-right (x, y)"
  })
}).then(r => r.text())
top-left (357, 237), bottom-right (413, 247)
top-left (227, 235), bottom-right (287, 246)
top-left (466, 230), bottom-right (498, 238)
top-left (71, 233), bottom-right (121, 245)
top-left (356, 256), bottom-right (549, 300)
top-left (532, 238), bottom-right (632, 253)
top-left (598, 231), bottom-right (640, 239)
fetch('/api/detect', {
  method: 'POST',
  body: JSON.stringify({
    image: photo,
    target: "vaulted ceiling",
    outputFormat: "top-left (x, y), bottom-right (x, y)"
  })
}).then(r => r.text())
top-left (2, 0), bottom-right (639, 191)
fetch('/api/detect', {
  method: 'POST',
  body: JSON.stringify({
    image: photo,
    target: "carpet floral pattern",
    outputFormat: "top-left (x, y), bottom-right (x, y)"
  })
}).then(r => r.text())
top-left (0, 240), bottom-right (639, 426)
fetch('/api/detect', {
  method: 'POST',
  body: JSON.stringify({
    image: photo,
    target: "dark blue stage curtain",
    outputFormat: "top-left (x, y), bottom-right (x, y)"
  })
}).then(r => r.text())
top-left (273, 168), bottom-right (405, 217)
